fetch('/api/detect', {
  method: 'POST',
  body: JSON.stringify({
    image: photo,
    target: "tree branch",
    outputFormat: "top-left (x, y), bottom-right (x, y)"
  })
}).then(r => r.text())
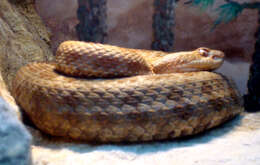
top-left (185, 0), bottom-right (260, 10)
top-left (184, 0), bottom-right (192, 4)
top-left (224, 0), bottom-right (234, 3)
top-left (224, 0), bottom-right (260, 10)
top-left (243, 2), bottom-right (260, 10)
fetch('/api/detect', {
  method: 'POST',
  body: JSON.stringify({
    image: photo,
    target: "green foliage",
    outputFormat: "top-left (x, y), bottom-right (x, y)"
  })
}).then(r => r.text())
top-left (213, 2), bottom-right (243, 29)
top-left (190, 0), bottom-right (244, 30)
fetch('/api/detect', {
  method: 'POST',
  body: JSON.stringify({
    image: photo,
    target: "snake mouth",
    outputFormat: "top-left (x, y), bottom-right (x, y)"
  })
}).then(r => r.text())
top-left (212, 55), bottom-right (223, 61)
top-left (180, 48), bottom-right (225, 71)
top-left (180, 58), bottom-right (224, 72)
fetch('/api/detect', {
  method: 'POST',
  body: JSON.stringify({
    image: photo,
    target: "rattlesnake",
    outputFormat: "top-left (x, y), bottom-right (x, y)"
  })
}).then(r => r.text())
top-left (12, 41), bottom-right (243, 143)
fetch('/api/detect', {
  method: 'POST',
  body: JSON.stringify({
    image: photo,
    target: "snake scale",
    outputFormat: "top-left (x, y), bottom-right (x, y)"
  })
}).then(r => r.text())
top-left (12, 41), bottom-right (243, 143)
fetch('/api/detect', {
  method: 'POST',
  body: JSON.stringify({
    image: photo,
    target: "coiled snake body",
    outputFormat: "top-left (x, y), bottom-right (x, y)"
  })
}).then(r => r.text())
top-left (12, 41), bottom-right (243, 142)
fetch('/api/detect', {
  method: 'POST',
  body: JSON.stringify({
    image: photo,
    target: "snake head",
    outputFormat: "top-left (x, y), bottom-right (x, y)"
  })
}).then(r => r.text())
top-left (193, 47), bottom-right (225, 70)
top-left (152, 47), bottom-right (225, 73)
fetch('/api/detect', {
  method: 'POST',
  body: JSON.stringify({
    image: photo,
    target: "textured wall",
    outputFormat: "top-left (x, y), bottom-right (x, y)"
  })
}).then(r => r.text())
top-left (174, 2), bottom-right (257, 62)
top-left (35, 0), bottom-right (257, 60)
top-left (35, 0), bottom-right (78, 52)
top-left (107, 0), bottom-right (154, 49)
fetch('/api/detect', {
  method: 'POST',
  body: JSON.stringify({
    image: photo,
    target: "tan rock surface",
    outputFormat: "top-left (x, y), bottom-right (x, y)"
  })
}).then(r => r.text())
top-left (0, 0), bottom-right (53, 90)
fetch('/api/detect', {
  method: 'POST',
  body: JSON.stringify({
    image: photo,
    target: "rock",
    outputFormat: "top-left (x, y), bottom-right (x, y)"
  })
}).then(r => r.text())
top-left (0, 0), bottom-right (53, 90)
top-left (0, 0), bottom-right (52, 163)
top-left (0, 70), bottom-right (20, 119)
top-left (0, 97), bottom-right (31, 165)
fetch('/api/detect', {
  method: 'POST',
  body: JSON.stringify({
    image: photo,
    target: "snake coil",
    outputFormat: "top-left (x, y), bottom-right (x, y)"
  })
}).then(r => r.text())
top-left (12, 41), bottom-right (243, 142)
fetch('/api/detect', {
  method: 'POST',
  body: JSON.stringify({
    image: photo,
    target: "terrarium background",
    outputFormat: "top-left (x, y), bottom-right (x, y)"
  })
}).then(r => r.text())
top-left (35, 0), bottom-right (257, 95)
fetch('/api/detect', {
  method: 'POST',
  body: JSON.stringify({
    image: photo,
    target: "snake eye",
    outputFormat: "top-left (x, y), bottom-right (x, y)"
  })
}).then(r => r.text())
top-left (198, 48), bottom-right (209, 57)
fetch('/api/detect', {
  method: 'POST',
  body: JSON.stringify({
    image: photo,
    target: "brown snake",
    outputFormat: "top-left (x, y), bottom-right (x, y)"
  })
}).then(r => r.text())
top-left (12, 41), bottom-right (243, 143)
